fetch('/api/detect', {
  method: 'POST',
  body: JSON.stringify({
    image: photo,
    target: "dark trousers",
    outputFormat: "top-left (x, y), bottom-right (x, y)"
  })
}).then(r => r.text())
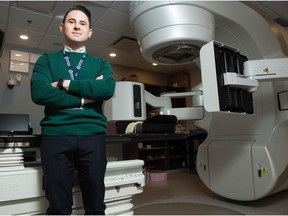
top-left (41, 134), bottom-right (107, 215)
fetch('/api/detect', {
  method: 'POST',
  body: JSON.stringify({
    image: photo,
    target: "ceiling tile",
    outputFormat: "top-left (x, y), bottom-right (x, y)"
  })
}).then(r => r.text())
top-left (85, 42), bottom-right (106, 56)
top-left (0, 3), bottom-right (9, 26)
top-left (93, 8), bottom-right (129, 35)
top-left (0, 1), bottom-right (9, 5)
top-left (37, 34), bottom-right (63, 52)
top-left (87, 1), bottom-right (113, 8)
top-left (264, 1), bottom-right (288, 16)
top-left (46, 17), bottom-right (62, 37)
top-left (5, 26), bottom-right (43, 49)
top-left (52, 1), bottom-right (107, 24)
top-left (81, 2), bottom-right (107, 24)
top-left (123, 29), bottom-right (137, 39)
top-left (16, 1), bottom-right (56, 14)
top-left (254, 4), bottom-right (279, 20)
top-left (9, 6), bottom-right (52, 33)
top-left (51, 1), bottom-right (77, 17)
top-left (112, 36), bottom-right (140, 53)
top-left (88, 28), bottom-right (121, 47)
top-left (110, 1), bottom-right (130, 14)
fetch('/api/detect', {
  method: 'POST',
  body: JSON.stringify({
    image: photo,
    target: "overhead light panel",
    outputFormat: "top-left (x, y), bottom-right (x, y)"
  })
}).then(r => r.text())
top-left (20, 35), bottom-right (29, 40)
top-left (110, 53), bottom-right (116, 57)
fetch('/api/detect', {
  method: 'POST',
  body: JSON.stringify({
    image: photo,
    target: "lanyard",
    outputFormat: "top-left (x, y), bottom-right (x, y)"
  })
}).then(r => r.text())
top-left (63, 51), bottom-right (87, 80)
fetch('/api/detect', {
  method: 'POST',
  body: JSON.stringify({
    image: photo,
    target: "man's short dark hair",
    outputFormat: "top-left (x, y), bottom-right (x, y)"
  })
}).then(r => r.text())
top-left (63, 5), bottom-right (92, 28)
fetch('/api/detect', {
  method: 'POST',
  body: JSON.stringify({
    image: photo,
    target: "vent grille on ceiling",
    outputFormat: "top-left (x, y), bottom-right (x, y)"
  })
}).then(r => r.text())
top-left (274, 17), bottom-right (288, 27)
top-left (112, 36), bottom-right (140, 52)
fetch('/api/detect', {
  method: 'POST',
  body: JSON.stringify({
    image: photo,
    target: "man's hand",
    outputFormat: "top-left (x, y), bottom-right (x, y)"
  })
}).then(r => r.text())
top-left (51, 81), bottom-right (58, 88)
top-left (51, 80), bottom-right (96, 105)
top-left (51, 80), bottom-right (69, 91)
top-left (81, 75), bottom-right (102, 104)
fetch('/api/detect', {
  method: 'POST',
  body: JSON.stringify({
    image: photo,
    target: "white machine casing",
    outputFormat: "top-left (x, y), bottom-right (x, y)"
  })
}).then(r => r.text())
top-left (197, 40), bottom-right (288, 200)
top-left (104, 81), bottom-right (146, 121)
top-left (129, 1), bottom-right (215, 65)
top-left (244, 58), bottom-right (288, 80)
top-left (129, 1), bottom-right (288, 201)
top-left (0, 160), bottom-right (145, 215)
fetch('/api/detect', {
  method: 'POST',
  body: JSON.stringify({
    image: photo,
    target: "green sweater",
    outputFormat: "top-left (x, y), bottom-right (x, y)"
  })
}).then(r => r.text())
top-left (31, 51), bottom-right (115, 136)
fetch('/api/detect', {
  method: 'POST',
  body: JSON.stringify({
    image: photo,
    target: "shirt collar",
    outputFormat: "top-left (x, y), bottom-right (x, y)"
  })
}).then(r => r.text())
top-left (64, 45), bottom-right (86, 53)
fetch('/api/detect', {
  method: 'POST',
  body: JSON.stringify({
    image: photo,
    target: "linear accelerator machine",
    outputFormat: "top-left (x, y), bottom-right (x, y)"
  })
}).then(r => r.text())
top-left (1, 3), bottom-right (288, 215)
top-left (109, 1), bottom-right (288, 201)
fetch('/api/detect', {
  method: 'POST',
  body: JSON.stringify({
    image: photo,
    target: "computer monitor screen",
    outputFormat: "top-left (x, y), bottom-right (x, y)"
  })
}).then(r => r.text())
top-left (0, 114), bottom-right (29, 135)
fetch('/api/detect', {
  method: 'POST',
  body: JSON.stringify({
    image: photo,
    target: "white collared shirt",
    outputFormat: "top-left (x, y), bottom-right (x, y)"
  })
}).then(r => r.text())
top-left (64, 45), bottom-right (86, 53)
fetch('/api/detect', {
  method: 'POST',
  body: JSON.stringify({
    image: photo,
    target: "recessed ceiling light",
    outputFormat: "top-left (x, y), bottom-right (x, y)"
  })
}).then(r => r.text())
top-left (20, 34), bottom-right (29, 40)
top-left (152, 63), bottom-right (158, 66)
top-left (110, 53), bottom-right (116, 57)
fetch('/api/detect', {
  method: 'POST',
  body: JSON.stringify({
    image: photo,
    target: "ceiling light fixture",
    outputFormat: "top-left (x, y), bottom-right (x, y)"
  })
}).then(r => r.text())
top-left (152, 63), bottom-right (158, 66)
top-left (110, 53), bottom-right (116, 57)
top-left (20, 34), bottom-right (29, 40)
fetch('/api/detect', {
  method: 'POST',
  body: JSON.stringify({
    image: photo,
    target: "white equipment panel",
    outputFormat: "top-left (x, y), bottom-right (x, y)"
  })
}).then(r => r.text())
top-left (0, 160), bottom-right (145, 215)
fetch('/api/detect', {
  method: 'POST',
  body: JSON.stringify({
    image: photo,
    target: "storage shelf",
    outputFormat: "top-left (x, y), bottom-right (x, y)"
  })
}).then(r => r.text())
top-left (169, 154), bottom-right (187, 159)
top-left (139, 147), bottom-right (166, 151)
top-left (121, 81), bottom-right (206, 171)
top-left (145, 158), bottom-right (166, 161)
top-left (123, 132), bottom-right (207, 171)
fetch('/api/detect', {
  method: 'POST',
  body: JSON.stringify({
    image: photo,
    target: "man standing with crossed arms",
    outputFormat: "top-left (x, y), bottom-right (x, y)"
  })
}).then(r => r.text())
top-left (31, 5), bottom-right (115, 215)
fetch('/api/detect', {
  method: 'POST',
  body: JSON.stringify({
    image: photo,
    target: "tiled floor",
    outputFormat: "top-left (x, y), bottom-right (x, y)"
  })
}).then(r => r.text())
top-left (132, 170), bottom-right (288, 215)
